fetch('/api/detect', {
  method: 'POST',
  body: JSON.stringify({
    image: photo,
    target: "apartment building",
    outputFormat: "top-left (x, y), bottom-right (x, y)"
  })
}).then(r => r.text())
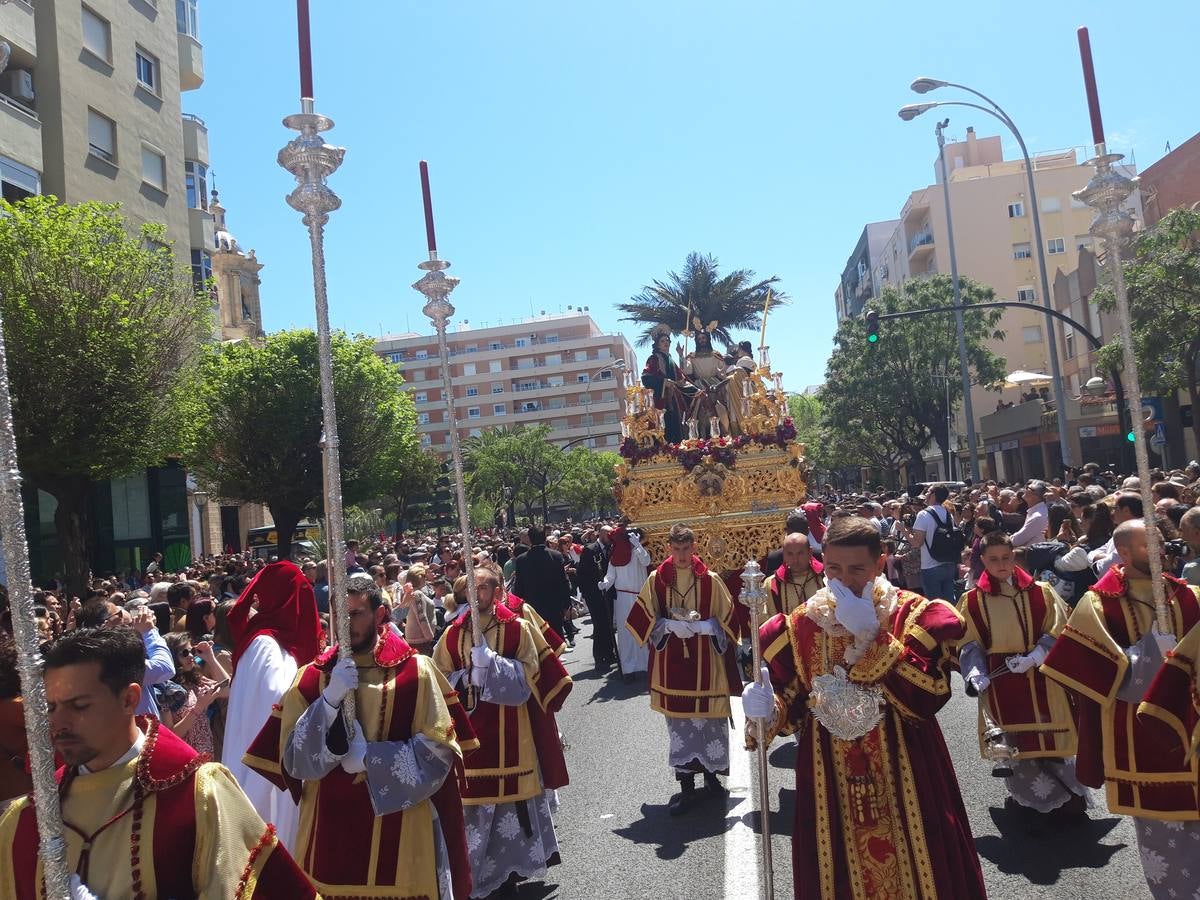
top-left (835, 220), bottom-right (900, 322)
top-left (836, 127), bottom-right (1140, 479)
top-left (376, 314), bottom-right (635, 454)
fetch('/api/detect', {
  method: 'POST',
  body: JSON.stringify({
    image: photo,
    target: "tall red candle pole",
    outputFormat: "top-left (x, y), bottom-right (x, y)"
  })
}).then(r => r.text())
top-left (1076, 27), bottom-right (1105, 148)
top-left (419, 160), bottom-right (438, 256)
top-left (297, 0), bottom-right (314, 100)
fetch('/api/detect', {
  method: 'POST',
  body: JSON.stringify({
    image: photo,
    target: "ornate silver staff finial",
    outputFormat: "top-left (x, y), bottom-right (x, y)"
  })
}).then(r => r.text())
top-left (738, 557), bottom-right (775, 898)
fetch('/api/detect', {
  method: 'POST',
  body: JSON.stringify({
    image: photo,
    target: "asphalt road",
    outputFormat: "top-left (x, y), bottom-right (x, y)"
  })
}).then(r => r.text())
top-left (496, 616), bottom-right (1152, 900)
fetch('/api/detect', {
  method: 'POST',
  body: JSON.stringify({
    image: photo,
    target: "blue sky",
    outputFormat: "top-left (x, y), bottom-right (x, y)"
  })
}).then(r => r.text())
top-left (191, 2), bottom-right (1196, 391)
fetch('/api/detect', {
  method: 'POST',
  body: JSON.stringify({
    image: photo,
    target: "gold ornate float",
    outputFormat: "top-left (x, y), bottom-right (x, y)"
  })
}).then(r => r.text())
top-left (614, 361), bottom-right (809, 572)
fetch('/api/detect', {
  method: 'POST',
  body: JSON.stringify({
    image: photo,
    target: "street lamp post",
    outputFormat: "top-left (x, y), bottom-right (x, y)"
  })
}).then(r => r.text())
top-left (583, 359), bottom-right (625, 447)
top-left (902, 79), bottom-right (1074, 473)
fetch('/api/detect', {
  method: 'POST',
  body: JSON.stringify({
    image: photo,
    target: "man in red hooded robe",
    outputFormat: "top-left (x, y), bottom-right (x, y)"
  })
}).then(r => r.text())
top-left (222, 560), bottom-right (321, 850)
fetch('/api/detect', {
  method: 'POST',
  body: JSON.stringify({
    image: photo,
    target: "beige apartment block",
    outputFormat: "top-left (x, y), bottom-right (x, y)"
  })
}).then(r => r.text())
top-left (376, 313), bottom-right (635, 454)
top-left (0, 0), bottom-right (42, 201)
top-left (838, 127), bottom-right (1140, 479)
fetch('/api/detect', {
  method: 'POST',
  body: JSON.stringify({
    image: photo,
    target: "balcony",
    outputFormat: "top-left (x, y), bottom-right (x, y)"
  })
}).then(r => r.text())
top-left (181, 114), bottom-right (209, 165)
top-left (177, 33), bottom-right (204, 91)
top-left (0, 0), bottom-right (36, 61)
top-left (980, 399), bottom-right (1046, 441)
top-left (0, 96), bottom-right (42, 178)
top-left (188, 206), bottom-right (214, 252)
top-left (908, 229), bottom-right (935, 263)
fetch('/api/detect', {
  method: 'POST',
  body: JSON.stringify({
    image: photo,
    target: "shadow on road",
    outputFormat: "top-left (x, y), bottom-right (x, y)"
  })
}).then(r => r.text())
top-left (484, 880), bottom-right (561, 899)
top-left (613, 795), bottom-right (752, 860)
top-left (580, 674), bottom-right (648, 705)
top-left (973, 803), bottom-right (1127, 885)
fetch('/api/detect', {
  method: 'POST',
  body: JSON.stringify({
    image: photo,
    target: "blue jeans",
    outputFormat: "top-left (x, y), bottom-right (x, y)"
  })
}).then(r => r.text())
top-left (920, 562), bottom-right (958, 602)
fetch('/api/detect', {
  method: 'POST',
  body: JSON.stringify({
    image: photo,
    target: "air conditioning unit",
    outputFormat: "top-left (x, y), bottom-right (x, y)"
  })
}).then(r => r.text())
top-left (0, 69), bottom-right (35, 104)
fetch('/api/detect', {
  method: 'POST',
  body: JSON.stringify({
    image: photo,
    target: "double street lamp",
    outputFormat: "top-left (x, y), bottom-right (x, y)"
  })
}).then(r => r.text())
top-left (900, 77), bottom-right (1074, 472)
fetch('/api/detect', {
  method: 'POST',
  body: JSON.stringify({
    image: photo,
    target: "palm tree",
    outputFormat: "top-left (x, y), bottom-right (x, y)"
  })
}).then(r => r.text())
top-left (618, 252), bottom-right (787, 348)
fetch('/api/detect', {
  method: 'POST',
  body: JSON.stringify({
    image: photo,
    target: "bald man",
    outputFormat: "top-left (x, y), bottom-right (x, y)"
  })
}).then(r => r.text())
top-left (763, 532), bottom-right (825, 617)
top-left (1042, 519), bottom-right (1200, 899)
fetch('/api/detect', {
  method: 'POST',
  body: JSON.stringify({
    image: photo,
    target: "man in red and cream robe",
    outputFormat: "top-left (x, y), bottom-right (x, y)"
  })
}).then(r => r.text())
top-left (956, 532), bottom-right (1088, 816)
top-left (1041, 519), bottom-right (1200, 899)
top-left (245, 581), bottom-right (476, 899)
top-left (742, 516), bottom-right (985, 900)
top-left (434, 567), bottom-right (572, 897)
top-left (1139, 618), bottom-right (1200, 776)
top-left (599, 525), bottom-right (652, 676)
top-left (763, 532), bottom-right (825, 617)
top-left (626, 523), bottom-right (739, 815)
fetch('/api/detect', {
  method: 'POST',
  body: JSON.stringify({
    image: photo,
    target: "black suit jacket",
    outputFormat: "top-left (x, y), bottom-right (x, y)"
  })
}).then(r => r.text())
top-left (576, 540), bottom-right (609, 602)
top-left (513, 544), bottom-right (573, 619)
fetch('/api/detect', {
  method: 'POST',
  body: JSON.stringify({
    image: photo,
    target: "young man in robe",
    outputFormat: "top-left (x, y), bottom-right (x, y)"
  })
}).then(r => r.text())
top-left (626, 523), bottom-right (740, 815)
top-left (742, 516), bottom-right (985, 900)
top-left (246, 578), bottom-right (476, 899)
top-left (222, 561), bottom-right (321, 850)
top-left (1041, 518), bottom-right (1200, 900)
top-left (0, 628), bottom-right (316, 899)
top-left (763, 532), bottom-right (825, 617)
top-left (599, 524), bottom-right (652, 679)
top-left (433, 567), bottom-right (572, 897)
top-left (957, 529), bottom-right (1089, 818)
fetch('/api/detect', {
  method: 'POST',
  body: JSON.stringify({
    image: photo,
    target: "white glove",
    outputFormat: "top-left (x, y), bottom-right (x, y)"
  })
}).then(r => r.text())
top-left (829, 578), bottom-right (879, 639)
top-left (470, 643), bottom-right (496, 687)
top-left (692, 618), bottom-right (719, 637)
top-left (1005, 647), bottom-right (1044, 674)
top-left (741, 668), bottom-right (776, 719)
top-left (322, 656), bottom-right (358, 707)
top-left (629, 532), bottom-right (642, 546)
top-left (69, 875), bottom-right (101, 900)
top-left (597, 580), bottom-right (609, 593)
top-left (1151, 625), bottom-right (1177, 657)
top-left (340, 720), bottom-right (367, 774)
top-left (968, 673), bottom-right (991, 694)
top-left (665, 619), bottom-right (696, 638)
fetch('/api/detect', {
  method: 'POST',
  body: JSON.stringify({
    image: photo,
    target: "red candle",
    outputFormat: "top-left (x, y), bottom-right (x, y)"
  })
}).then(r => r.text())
top-left (297, 0), bottom-right (314, 100)
top-left (1076, 27), bottom-right (1105, 147)
top-left (419, 160), bottom-right (438, 254)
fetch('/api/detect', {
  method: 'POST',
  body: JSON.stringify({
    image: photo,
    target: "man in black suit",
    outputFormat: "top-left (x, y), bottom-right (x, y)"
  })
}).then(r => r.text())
top-left (512, 523), bottom-right (573, 643)
top-left (576, 526), bottom-right (615, 670)
top-left (762, 508), bottom-right (811, 573)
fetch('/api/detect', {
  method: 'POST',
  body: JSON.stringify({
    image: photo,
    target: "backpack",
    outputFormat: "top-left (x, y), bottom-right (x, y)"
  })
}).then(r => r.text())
top-left (925, 507), bottom-right (965, 563)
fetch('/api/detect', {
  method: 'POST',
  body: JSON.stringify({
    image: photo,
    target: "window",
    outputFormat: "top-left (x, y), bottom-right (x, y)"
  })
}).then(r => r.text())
top-left (577, 374), bottom-right (589, 383)
top-left (1076, 234), bottom-right (1093, 251)
top-left (601, 391), bottom-right (615, 402)
top-left (415, 349), bottom-right (428, 360)
top-left (604, 413), bottom-right (618, 425)
top-left (1040, 196), bottom-right (1061, 213)
top-left (175, 0), bottom-right (200, 39)
top-left (598, 369), bottom-right (613, 380)
top-left (420, 433), bottom-right (432, 447)
top-left (1065, 331), bottom-right (1076, 360)
top-left (469, 428), bottom-right (482, 438)
top-left (488, 360), bottom-right (502, 373)
top-left (491, 384), bottom-right (503, 394)
top-left (1017, 287), bottom-right (1037, 303)
top-left (545, 354), bottom-right (562, 366)
top-left (579, 414), bottom-right (593, 427)
top-left (522, 402), bottom-right (540, 413)
top-left (1046, 237), bottom-right (1065, 255)
top-left (493, 404), bottom-right (506, 416)
top-left (87, 109), bottom-right (117, 163)
top-left (544, 334), bottom-right (559, 343)
top-left (1007, 201), bottom-right (1025, 218)
top-left (1012, 243), bottom-right (1032, 260)
top-left (184, 161), bottom-right (208, 210)
top-left (465, 344), bottom-right (478, 353)
top-left (515, 338), bottom-right (528, 348)
top-left (463, 362), bottom-right (476, 376)
top-left (465, 386), bottom-right (479, 398)
top-left (82, 6), bottom-right (112, 62)
top-left (0, 157), bottom-right (41, 203)
top-left (141, 145), bottom-right (166, 191)
top-left (489, 341), bottom-right (503, 351)
top-left (135, 47), bottom-right (160, 94)
top-left (417, 412), bottom-right (430, 425)
top-left (1022, 325), bottom-right (1043, 343)
top-left (414, 392), bottom-right (427, 404)
top-left (467, 407), bottom-right (480, 419)
top-left (190, 249), bottom-right (212, 290)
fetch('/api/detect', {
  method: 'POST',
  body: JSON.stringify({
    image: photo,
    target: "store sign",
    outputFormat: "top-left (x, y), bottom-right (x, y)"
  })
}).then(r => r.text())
top-left (1078, 426), bottom-right (1097, 438)
top-left (1000, 439), bottom-right (1019, 451)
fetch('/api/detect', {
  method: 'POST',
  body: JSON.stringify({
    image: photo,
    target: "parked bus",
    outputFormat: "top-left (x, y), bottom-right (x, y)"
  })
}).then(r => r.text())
top-left (246, 520), bottom-right (321, 560)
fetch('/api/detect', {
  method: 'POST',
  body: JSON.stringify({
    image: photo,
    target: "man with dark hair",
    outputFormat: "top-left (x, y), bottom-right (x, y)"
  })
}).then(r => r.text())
top-left (1042, 519), bottom-right (1200, 898)
top-left (166, 580), bottom-right (195, 632)
top-left (626, 523), bottom-right (740, 815)
top-left (576, 525), bottom-right (616, 670)
top-left (0, 628), bottom-right (316, 898)
top-left (1089, 491), bottom-right (1145, 576)
top-left (743, 516), bottom-right (985, 898)
top-left (911, 484), bottom-right (961, 601)
top-left (249, 579), bottom-right (476, 898)
top-left (513, 524), bottom-right (573, 644)
top-left (763, 508), bottom-right (812, 573)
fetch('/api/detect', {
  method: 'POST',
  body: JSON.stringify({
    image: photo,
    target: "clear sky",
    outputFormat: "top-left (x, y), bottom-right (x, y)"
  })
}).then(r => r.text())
top-left (191, 2), bottom-right (1196, 391)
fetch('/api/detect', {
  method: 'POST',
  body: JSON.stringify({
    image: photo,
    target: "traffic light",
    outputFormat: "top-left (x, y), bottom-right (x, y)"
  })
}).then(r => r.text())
top-left (864, 309), bottom-right (880, 345)
top-left (1127, 430), bottom-right (1136, 443)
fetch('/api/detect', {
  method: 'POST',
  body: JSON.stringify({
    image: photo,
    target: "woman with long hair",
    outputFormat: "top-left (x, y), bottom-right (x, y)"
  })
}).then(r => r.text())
top-left (185, 597), bottom-right (217, 642)
top-left (162, 631), bottom-right (229, 755)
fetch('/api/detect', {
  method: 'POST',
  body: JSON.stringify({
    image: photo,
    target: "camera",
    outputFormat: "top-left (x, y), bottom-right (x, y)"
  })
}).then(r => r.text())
top-left (1164, 539), bottom-right (1189, 556)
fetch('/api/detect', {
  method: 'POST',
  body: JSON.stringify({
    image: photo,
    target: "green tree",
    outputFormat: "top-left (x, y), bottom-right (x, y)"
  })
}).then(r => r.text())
top-left (376, 447), bottom-right (441, 533)
top-left (0, 197), bottom-right (212, 592)
top-left (557, 448), bottom-right (620, 518)
top-left (618, 252), bottom-right (787, 348)
top-left (1093, 207), bottom-right (1200, 452)
top-left (462, 426), bottom-right (524, 514)
top-left (820, 275), bottom-right (1007, 477)
top-left (189, 330), bottom-right (413, 557)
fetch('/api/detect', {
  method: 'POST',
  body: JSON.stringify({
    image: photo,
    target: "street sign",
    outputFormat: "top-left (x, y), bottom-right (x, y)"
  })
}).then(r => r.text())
top-left (1151, 422), bottom-right (1167, 446)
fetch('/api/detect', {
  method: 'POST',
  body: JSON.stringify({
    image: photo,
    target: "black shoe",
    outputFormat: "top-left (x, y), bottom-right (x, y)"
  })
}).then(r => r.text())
top-left (704, 772), bottom-right (728, 795)
top-left (622, 673), bottom-right (634, 684)
top-left (669, 776), bottom-right (696, 816)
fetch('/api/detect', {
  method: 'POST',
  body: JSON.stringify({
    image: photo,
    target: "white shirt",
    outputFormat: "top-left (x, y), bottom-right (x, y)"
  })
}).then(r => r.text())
top-left (1010, 501), bottom-right (1049, 549)
top-left (913, 506), bottom-right (951, 570)
top-left (79, 726), bottom-right (146, 774)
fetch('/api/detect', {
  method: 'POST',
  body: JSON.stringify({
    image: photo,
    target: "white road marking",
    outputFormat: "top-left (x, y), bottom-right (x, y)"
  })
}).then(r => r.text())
top-left (725, 696), bottom-right (763, 899)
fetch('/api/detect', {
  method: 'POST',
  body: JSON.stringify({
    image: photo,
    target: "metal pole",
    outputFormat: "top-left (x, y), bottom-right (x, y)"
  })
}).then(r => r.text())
top-left (738, 559), bottom-right (774, 898)
top-left (278, 97), bottom-right (355, 723)
top-left (934, 120), bottom-right (978, 481)
top-left (0, 11), bottom-right (69, 895)
top-left (1075, 146), bottom-right (1170, 631)
top-left (412, 252), bottom-right (484, 645)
